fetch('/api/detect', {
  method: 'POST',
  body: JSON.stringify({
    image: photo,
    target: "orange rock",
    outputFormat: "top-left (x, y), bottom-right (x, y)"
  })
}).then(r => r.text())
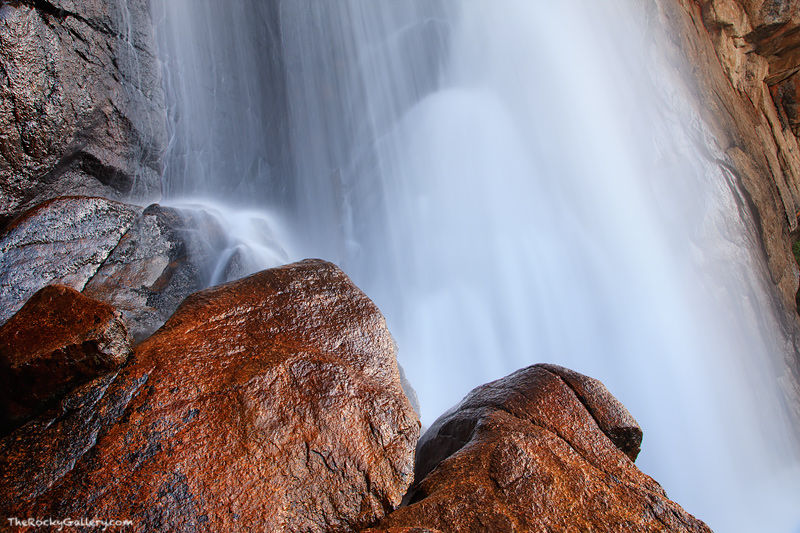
top-left (372, 365), bottom-right (711, 532)
top-left (361, 527), bottom-right (441, 533)
top-left (0, 284), bottom-right (131, 434)
top-left (0, 260), bottom-right (419, 532)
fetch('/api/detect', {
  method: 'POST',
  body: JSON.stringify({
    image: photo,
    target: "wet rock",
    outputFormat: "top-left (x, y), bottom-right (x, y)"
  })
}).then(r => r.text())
top-left (688, 0), bottom-right (800, 313)
top-left (538, 363), bottom-right (642, 461)
top-left (0, 196), bottom-right (140, 323)
top-left (0, 196), bottom-right (232, 340)
top-left (373, 364), bottom-right (711, 532)
top-left (0, 285), bottom-right (131, 434)
top-left (83, 204), bottom-right (227, 341)
top-left (0, 260), bottom-right (420, 532)
top-left (657, 0), bottom-right (800, 419)
top-left (0, 0), bottom-right (166, 219)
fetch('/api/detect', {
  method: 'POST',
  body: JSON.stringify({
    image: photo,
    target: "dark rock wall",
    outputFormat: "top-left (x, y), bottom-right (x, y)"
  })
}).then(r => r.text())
top-left (0, 0), bottom-right (166, 224)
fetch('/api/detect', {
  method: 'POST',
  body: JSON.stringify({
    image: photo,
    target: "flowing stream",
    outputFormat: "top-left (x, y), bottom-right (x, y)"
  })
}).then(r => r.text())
top-left (153, 1), bottom-right (800, 530)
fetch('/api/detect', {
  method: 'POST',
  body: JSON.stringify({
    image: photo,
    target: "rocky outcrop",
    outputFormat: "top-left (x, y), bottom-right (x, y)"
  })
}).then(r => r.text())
top-left (0, 284), bottom-right (131, 434)
top-left (370, 364), bottom-right (710, 532)
top-left (0, 260), bottom-right (420, 532)
top-left (640, 0), bottom-right (800, 423)
top-left (0, 196), bottom-right (141, 323)
top-left (0, 196), bottom-right (229, 339)
top-left (654, 0), bottom-right (800, 320)
top-left (0, 0), bottom-right (166, 223)
top-left (83, 204), bottom-right (227, 340)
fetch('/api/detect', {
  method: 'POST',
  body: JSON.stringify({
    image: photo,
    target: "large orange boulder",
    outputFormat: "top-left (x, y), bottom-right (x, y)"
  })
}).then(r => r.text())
top-left (0, 284), bottom-right (132, 434)
top-left (370, 364), bottom-right (711, 532)
top-left (0, 260), bottom-right (420, 532)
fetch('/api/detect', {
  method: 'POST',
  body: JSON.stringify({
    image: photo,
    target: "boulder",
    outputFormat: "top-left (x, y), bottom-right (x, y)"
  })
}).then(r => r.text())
top-left (0, 285), bottom-right (131, 434)
top-left (0, 196), bottom-right (234, 340)
top-left (0, 0), bottom-right (166, 219)
top-left (372, 364), bottom-right (711, 532)
top-left (0, 260), bottom-right (420, 532)
top-left (0, 196), bottom-right (140, 323)
top-left (83, 204), bottom-right (228, 341)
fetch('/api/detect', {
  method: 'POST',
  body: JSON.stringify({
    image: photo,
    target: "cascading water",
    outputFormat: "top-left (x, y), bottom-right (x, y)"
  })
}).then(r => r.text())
top-left (154, 1), bottom-right (800, 530)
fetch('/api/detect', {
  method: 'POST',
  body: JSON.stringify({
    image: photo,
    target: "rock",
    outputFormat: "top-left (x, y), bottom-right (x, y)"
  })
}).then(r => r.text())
top-left (538, 363), bottom-right (642, 461)
top-left (0, 196), bottom-right (234, 340)
top-left (361, 527), bottom-right (440, 533)
top-left (0, 196), bottom-right (140, 323)
top-left (771, 71), bottom-right (800, 136)
top-left (83, 204), bottom-right (228, 341)
top-left (653, 0), bottom-right (800, 413)
top-left (0, 0), bottom-right (166, 219)
top-left (0, 285), bottom-right (131, 434)
top-left (689, 0), bottom-right (800, 312)
top-left (372, 364), bottom-right (711, 532)
top-left (0, 260), bottom-right (420, 532)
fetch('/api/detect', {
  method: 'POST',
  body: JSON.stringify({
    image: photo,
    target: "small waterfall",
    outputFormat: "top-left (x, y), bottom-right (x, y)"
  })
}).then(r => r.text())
top-left (154, 1), bottom-right (800, 530)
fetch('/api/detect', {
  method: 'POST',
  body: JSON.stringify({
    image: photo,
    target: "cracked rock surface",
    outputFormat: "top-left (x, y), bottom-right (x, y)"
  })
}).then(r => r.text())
top-left (369, 364), bottom-right (711, 532)
top-left (0, 260), bottom-right (420, 532)
top-left (0, 0), bottom-right (166, 222)
top-left (0, 196), bottom-right (141, 323)
top-left (0, 196), bottom-right (229, 340)
top-left (82, 203), bottom-right (228, 341)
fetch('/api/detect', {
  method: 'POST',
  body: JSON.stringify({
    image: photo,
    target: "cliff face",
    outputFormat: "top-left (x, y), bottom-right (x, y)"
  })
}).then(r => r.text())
top-left (652, 0), bottom-right (800, 319)
top-left (640, 0), bottom-right (800, 417)
top-left (0, 0), bottom-right (166, 225)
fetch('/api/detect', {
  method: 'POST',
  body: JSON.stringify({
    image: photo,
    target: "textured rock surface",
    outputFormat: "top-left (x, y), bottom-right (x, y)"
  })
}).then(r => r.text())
top-left (0, 260), bottom-right (420, 532)
top-left (0, 196), bottom-right (140, 323)
top-left (649, 0), bottom-right (800, 420)
top-left (0, 285), bottom-right (131, 434)
top-left (0, 0), bottom-right (166, 220)
top-left (666, 0), bottom-right (800, 315)
top-left (83, 204), bottom-right (227, 340)
top-left (361, 527), bottom-right (441, 533)
top-left (0, 196), bottom-right (231, 339)
top-left (372, 364), bottom-right (710, 532)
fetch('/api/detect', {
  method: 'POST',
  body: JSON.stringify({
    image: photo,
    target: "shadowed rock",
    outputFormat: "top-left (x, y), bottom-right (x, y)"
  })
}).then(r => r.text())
top-left (0, 260), bottom-right (420, 532)
top-left (0, 0), bottom-right (166, 219)
top-left (0, 285), bottom-right (132, 434)
top-left (83, 204), bottom-right (228, 340)
top-left (370, 364), bottom-right (711, 532)
top-left (0, 196), bottom-right (233, 340)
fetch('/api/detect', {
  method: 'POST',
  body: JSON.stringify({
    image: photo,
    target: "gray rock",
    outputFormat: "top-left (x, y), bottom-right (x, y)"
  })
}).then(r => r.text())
top-left (0, 0), bottom-right (166, 220)
top-left (0, 196), bottom-right (141, 323)
top-left (0, 196), bottom-right (230, 341)
top-left (83, 204), bottom-right (228, 340)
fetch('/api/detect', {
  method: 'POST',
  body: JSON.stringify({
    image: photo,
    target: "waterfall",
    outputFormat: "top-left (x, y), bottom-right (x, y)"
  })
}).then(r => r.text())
top-left (154, 1), bottom-right (800, 530)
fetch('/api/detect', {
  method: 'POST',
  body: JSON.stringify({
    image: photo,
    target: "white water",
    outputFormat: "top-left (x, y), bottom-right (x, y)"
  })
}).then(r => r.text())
top-left (155, 1), bottom-right (800, 530)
